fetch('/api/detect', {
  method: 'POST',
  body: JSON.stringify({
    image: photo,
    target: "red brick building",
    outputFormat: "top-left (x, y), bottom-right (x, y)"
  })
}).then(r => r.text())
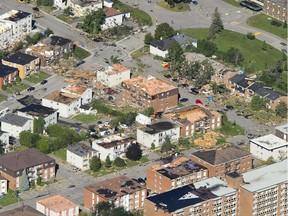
top-left (0, 64), bottom-right (19, 90)
top-left (84, 176), bottom-right (147, 211)
top-left (264, 0), bottom-right (287, 22)
top-left (121, 76), bottom-right (178, 112)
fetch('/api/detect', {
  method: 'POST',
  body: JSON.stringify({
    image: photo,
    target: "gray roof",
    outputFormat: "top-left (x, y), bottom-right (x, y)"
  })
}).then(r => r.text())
top-left (265, 90), bottom-right (285, 101)
top-left (150, 38), bottom-right (177, 51)
top-left (254, 86), bottom-right (273, 97)
top-left (247, 82), bottom-right (264, 92)
top-left (250, 134), bottom-right (288, 150)
top-left (275, 123), bottom-right (288, 135)
top-left (67, 143), bottom-right (96, 157)
top-left (0, 205), bottom-right (45, 216)
top-left (242, 159), bottom-right (288, 192)
top-left (172, 33), bottom-right (197, 46)
top-left (229, 74), bottom-right (246, 84)
top-left (139, 121), bottom-right (179, 135)
top-left (0, 113), bottom-right (31, 127)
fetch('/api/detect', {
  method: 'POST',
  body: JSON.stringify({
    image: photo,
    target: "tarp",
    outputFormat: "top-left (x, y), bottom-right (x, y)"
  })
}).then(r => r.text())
top-left (196, 99), bottom-right (203, 104)
top-left (208, 96), bottom-right (214, 101)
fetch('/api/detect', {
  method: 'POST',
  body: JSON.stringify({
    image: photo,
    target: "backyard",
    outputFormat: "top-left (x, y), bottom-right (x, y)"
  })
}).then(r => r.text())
top-left (3, 82), bottom-right (30, 94)
top-left (0, 189), bottom-right (21, 207)
top-left (131, 45), bottom-right (150, 59)
top-left (57, 13), bottom-right (76, 24)
top-left (25, 71), bottom-right (51, 84)
top-left (72, 113), bottom-right (101, 124)
top-left (51, 148), bottom-right (67, 161)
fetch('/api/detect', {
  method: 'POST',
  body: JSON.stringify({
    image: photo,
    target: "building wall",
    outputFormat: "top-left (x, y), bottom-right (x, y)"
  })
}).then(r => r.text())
top-left (275, 129), bottom-right (288, 141)
top-left (72, 2), bottom-right (103, 17)
top-left (264, 0), bottom-right (287, 22)
top-left (250, 142), bottom-right (287, 161)
top-left (97, 69), bottom-right (131, 87)
top-left (81, 88), bottom-right (93, 105)
top-left (0, 180), bottom-right (7, 194)
top-left (67, 149), bottom-right (98, 170)
top-left (0, 120), bottom-right (33, 138)
top-left (17, 111), bottom-right (58, 128)
top-left (101, 14), bottom-right (125, 30)
top-left (149, 45), bottom-right (168, 58)
top-left (37, 202), bottom-right (79, 216)
top-left (0, 70), bottom-right (19, 90)
top-left (270, 96), bottom-right (288, 111)
top-left (0, 23), bottom-right (13, 49)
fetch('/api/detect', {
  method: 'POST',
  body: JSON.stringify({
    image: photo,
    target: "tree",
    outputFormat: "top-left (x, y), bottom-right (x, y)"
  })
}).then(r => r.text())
top-left (283, 20), bottom-right (287, 28)
top-left (33, 117), bottom-right (45, 134)
top-left (37, 176), bottom-right (42, 186)
top-left (246, 32), bottom-right (255, 40)
top-left (105, 155), bottom-right (112, 168)
top-left (90, 156), bottom-right (102, 172)
top-left (154, 23), bottom-right (175, 40)
top-left (178, 137), bottom-right (190, 148)
top-left (144, 33), bottom-right (154, 45)
top-left (44, 28), bottom-right (54, 37)
top-left (168, 41), bottom-right (184, 61)
top-left (114, 157), bottom-right (126, 167)
top-left (275, 101), bottom-right (288, 118)
top-left (262, 40), bottom-right (267, 51)
top-left (36, 139), bottom-right (50, 154)
top-left (94, 201), bottom-right (113, 216)
top-left (208, 7), bottom-right (224, 40)
top-left (224, 47), bottom-right (244, 65)
top-left (250, 95), bottom-right (264, 111)
top-left (64, 6), bottom-right (73, 16)
top-left (144, 107), bottom-right (154, 116)
top-left (161, 135), bottom-right (173, 153)
top-left (196, 39), bottom-right (217, 57)
top-left (82, 9), bottom-right (105, 34)
top-left (151, 142), bottom-right (155, 150)
top-left (20, 169), bottom-right (29, 192)
top-left (110, 207), bottom-right (133, 216)
top-left (19, 131), bottom-right (39, 148)
top-left (126, 143), bottom-right (142, 161)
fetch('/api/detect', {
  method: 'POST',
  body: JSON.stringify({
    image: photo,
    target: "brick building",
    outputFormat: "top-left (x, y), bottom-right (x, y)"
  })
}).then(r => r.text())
top-left (190, 146), bottom-right (252, 180)
top-left (264, 0), bottom-right (287, 22)
top-left (0, 64), bottom-right (19, 90)
top-left (0, 148), bottom-right (55, 190)
top-left (121, 75), bottom-right (178, 112)
top-left (84, 176), bottom-right (147, 211)
top-left (147, 157), bottom-right (208, 193)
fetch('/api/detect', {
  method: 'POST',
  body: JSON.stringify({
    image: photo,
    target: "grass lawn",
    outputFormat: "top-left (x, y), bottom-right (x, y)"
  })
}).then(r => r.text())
top-left (157, 0), bottom-right (190, 12)
top-left (0, 94), bottom-right (7, 103)
top-left (0, 189), bottom-right (21, 207)
top-left (57, 13), bottom-right (75, 24)
top-left (3, 82), bottom-right (30, 94)
top-left (25, 71), bottom-right (51, 84)
top-left (52, 148), bottom-right (67, 161)
top-left (73, 46), bottom-right (91, 60)
top-left (216, 114), bottom-right (245, 137)
top-left (39, 6), bottom-right (57, 14)
top-left (131, 45), bottom-right (150, 59)
top-left (181, 28), bottom-right (283, 72)
top-left (247, 14), bottom-right (287, 39)
top-left (221, 0), bottom-right (241, 7)
top-left (72, 114), bottom-right (100, 124)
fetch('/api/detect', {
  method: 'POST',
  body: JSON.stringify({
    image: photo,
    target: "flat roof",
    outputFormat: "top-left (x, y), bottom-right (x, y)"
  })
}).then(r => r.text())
top-left (139, 121), bottom-right (179, 135)
top-left (0, 10), bottom-right (31, 22)
top-left (0, 64), bottom-right (18, 78)
top-left (0, 113), bottom-right (31, 127)
top-left (37, 195), bottom-right (78, 213)
top-left (46, 35), bottom-right (72, 46)
top-left (0, 205), bottom-right (45, 216)
top-left (67, 143), bottom-right (96, 157)
top-left (17, 95), bottom-right (41, 106)
top-left (43, 91), bottom-right (79, 104)
top-left (62, 85), bottom-right (87, 95)
top-left (147, 177), bottom-right (236, 213)
top-left (250, 134), bottom-right (288, 150)
top-left (242, 159), bottom-right (288, 192)
top-left (101, 64), bottom-right (130, 75)
top-left (275, 123), bottom-right (288, 135)
top-left (95, 137), bottom-right (135, 149)
top-left (18, 104), bottom-right (56, 117)
top-left (3, 52), bottom-right (38, 65)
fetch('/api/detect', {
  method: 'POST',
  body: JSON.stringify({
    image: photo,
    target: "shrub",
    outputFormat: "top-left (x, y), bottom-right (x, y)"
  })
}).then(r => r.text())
top-left (271, 20), bottom-right (282, 27)
top-left (37, 176), bottom-right (42, 186)
top-left (246, 32), bottom-right (255, 40)
top-left (114, 157), bottom-right (126, 167)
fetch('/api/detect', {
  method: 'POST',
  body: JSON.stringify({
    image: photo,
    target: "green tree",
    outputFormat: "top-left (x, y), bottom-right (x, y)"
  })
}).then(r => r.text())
top-left (208, 7), bottom-right (224, 40)
top-left (168, 41), bottom-right (183, 61)
top-left (144, 107), bottom-right (154, 116)
top-left (36, 139), bottom-right (50, 154)
top-left (196, 39), bottom-right (217, 57)
top-left (224, 47), bottom-right (244, 65)
top-left (94, 201), bottom-right (113, 216)
top-left (90, 156), bottom-right (102, 172)
top-left (161, 135), bottom-right (173, 153)
top-left (64, 6), bottom-right (73, 16)
top-left (275, 101), bottom-right (288, 118)
top-left (37, 176), bottom-right (42, 186)
top-left (105, 155), bottom-right (112, 168)
top-left (44, 28), bottom-right (54, 37)
top-left (0, 141), bottom-right (5, 155)
top-left (178, 137), bottom-right (190, 148)
top-left (144, 33), bottom-right (154, 45)
top-left (262, 40), bottom-right (267, 51)
top-left (154, 23), bottom-right (175, 40)
top-left (20, 169), bottom-right (30, 192)
top-left (283, 20), bottom-right (287, 28)
top-left (33, 117), bottom-right (45, 134)
top-left (19, 131), bottom-right (39, 148)
top-left (250, 95), bottom-right (264, 111)
top-left (151, 142), bottom-right (155, 150)
top-left (126, 143), bottom-right (142, 161)
top-left (114, 157), bottom-right (126, 167)
top-left (82, 9), bottom-right (105, 34)
top-left (110, 207), bottom-right (133, 216)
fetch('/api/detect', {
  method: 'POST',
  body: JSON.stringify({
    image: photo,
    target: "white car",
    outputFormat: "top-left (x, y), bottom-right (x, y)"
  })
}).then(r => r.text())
top-left (119, 124), bottom-right (128, 129)
top-left (202, 89), bottom-right (212, 95)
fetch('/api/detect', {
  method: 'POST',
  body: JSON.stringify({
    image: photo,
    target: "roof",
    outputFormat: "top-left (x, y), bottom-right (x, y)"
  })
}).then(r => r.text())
top-left (147, 177), bottom-right (236, 213)
top-left (0, 205), bottom-right (45, 216)
top-left (267, 0), bottom-right (287, 7)
top-left (229, 74), bottom-right (246, 84)
top-left (43, 91), bottom-right (79, 104)
top-left (191, 146), bottom-right (251, 165)
top-left (45, 35), bottom-right (72, 46)
top-left (139, 121), bottom-right (179, 135)
top-left (172, 33), bottom-right (197, 46)
top-left (275, 123), bottom-right (288, 135)
top-left (67, 143), bottom-right (96, 157)
top-left (101, 64), bottom-right (130, 75)
top-left (250, 134), bottom-right (288, 150)
top-left (17, 95), bottom-right (41, 106)
top-left (150, 38), bottom-right (176, 51)
top-left (247, 82), bottom-right (264, 92)
top-left (95, 137), bottom-right (135, 149)
top-left (0, 10), bottom-right (31, 22)
top-left (62, 85), bottom-right (87, 95)
top-left (265, 90), bottom-right (285, 101)
top-left (0, 64), bottom-right (18, 78)
top-left (104, 8), bottom-right (122, 17)
top-left (85, 176), bottom-right (145, 201)
top-left (18, 104), bottom-right (56, 117)
top-left (0, 148), bottom-right (54, 172)
top-left (254, 86), bottom-right (273, 97)
top-left (71, 0), bottom-right (102, 6)
top-left (236, 78), bottom-right (254, 88)
top-left (241, 159), bottom-right (288, 192)
top-left (122, 76), bottom-right (177, 96)
top-left (3, 52), bottom-right (38, 65)
top-left (0, 113), bottom-right (31, 127)
top-left (37, 195), bottom-right (78, 213)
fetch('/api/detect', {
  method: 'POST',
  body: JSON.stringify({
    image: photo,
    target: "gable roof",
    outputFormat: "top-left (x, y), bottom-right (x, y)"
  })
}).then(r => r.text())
top-left (228, 74), bottom-right (246, 84)
top-left (172, 33), bottom-right (197, 46)
top-left (247, 82), bottom-right (264, 92)
top-left (0, 113), bottom-right (31, 127)
top-left (3, 52), bottom-right (38, 65)
top-left (150, 38), bottom-right (177, 51)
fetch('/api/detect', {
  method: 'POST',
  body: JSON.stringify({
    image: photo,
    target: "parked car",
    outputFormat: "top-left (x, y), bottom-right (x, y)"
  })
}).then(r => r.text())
top-left (164, 74), bottom-right (171, 78)
top-left (27, 87), bottom-right (35, 92)
top-left (74, 60), bottom-right (85, 67)
top-left (192, 0), bottom-right (198, 5)
top-left (40, 79), bottom-right (48, 85)
top-left (182, 83), bottom-right (189, 87)
top-left (190, 87), bottom-right (199, 95)
top-left (225, 105), bottom-right (234, 110)
top-left (171, 78), bottom-right (178, 82)
top-left (14, 91), bottom-right (21, 95)
top-left (179, 98), bottom-right (189, 103)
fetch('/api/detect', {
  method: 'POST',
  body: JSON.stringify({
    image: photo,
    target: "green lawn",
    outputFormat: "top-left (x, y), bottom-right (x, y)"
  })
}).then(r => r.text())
top-left (72, 114), bottom-right (100, 124)
top-left (73, 46), bottom-right (91, 60)
top-left (181, 28), bottom-right (283, 72)
top-left (221, 0), bottom-right (241, 7)
top-left (0, 189), bottom-right (21, 207)
top-left (0, 94), bottom-right (7, 103)
top-left (131, 45), bottom-right (150, 59)
top-left (25, 71), bottom-right (51, 84)
top-left (39, 6), bottom-right (57, 14)
top-left (52, 148), bottom-right (67, 161)
top-left (57, 13), bottom-right (75, 24)
top-left (247, 14), bottom-right (287, 39)
top-left (3, 82), bottom-right (30, 94)
top-left (157, 0), bottom-right (190, 12)
top-left (216, 114), bottom-right (245, 137)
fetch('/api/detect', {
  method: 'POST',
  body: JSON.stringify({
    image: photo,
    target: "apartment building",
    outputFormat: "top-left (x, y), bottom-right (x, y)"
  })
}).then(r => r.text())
top-left (190, 146), bottom-right (252, 179)
top-left (164, 105), bottom-right (222, 137)
top-left (122, 75), bottom-right (179, 112)
top-left (36, 195), bottom-right (79, 216)
top-left (137, 121), bottom-right (180, 148)
top-left (275, 123), bottom-right (288, 141)
top-left (147, 157), bottom-right (208, 193)
top-left (84, 176), bottom-right (147, 210)
top-left (0, 64), bottom-right (19, 90)
top-left (0, 148), bottom-right (55, 190)
top-left (144, 177), bottom-right (238, 216)
top-left (0, 205), bottom-right (45, 216)
top-left (264, 0), bottom-right (287, 22)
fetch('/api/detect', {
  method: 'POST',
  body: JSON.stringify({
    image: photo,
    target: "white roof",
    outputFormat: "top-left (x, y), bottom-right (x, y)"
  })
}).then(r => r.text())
top-left (194, 177), bottom-right (236, 197)
top-left (275, 123), bottom-right (288, 135)
top-left (250, 134), bottom-right (288, 150)
top-left (242, 159), bottom-right (288, 192)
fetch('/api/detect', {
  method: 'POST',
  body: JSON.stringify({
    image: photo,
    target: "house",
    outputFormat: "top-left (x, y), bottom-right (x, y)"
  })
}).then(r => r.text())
top-left (149, 38), bottom-right (176, 58)
top-left (36, 195), bottom-right (79, 216)
top-left (61, 85), bottom-right (93, 105)
top-left (17, 104), bottom-right (58, 128)
top-left (122, 75), bottom-right (179, 112)
top-left (0, 64), bottom-right (19, 90)
top-left (67, 143), bottom-right (99, 170)
top-left (264, 0), bottom-right (287, 21)
top-left (0, 205), bottom-right (46, 216)
top-left (265, 91), bottom-right (288, 110)
top-left (227, 74), bottom-right (255, 97)
top-left (250, 134), bottom-right (288, 161)
top-left (275, 123), bottom-right (288, 141)
top-left (163, 105), bottom-right (222, 137)
top-left (0, 10), bottom-right (32, 49)
top-left (2, 52), bottom-right (40, 79)
top-left (101, 8), bottom-right (130, 30)
top-left (147, 157), bottom-right (208, 193)
top-left (96, 64), bottom-right (131, 87)
top-left (79, 104), bottom-right (97, 115)
top-left (84, 176), bottom-right (147, 210)
top-left (135, 113), bottom-right (152, 125)
top-left (190, 146), bottom-right (252, 180)
top-left (0, 148), bottom-right (55, 190)
top-left (172, 33), bottom-right (197, 48)
top-left (144, 177), bottom-right (237, 216)
top-left (92, 135), bottom-right (136, 160)
top-left (0, 113), bottom-right (33, 138)
top-left (137, 121), bottom-right (180, 148)
top-left (70, 0), bottom-right (103, 17)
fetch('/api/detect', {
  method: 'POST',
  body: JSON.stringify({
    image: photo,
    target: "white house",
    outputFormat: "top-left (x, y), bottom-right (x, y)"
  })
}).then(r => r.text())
top-left (36, 195), bottom-right (79, 216)
top-left (135, 113), bottom-right (151, 125)
top-left (92, 135), bottom-right (136, 160)
top-left (61, 85), bottom-right (93, 105)
top-left (149, 38), bottom-right (175, 58)
top-left (137, 121), bottom-right (180, 148)
top-left (97, 64), bottom-right (131, 87)
top-left (17, 104), bottom-right (57, 128)
top-left (79, 104), bottom-right (97, 115)
top-left (70, 0), bottom-right (103, 17)
top-left (250, 134), bottom-right (288, 161)
top-left (0, 114), bottom-right (33, 138)
top-left (101, 8), bottom-right (130, 30)
top-left (0, 176), bottom-right (7, 194)
top-left (67, 143), bottom-right (98, 171)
